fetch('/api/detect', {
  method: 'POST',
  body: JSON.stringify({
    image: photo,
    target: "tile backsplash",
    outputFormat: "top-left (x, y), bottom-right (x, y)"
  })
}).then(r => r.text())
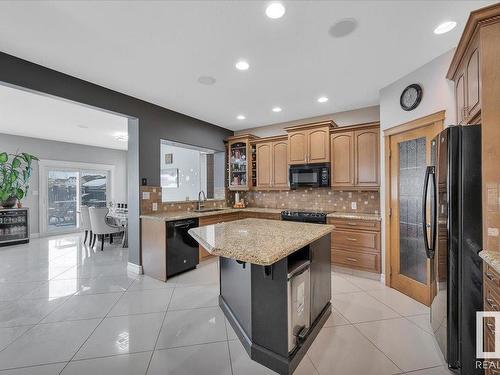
top-left (140, 186), bottom-right (227, 214)
top-left (230, 188), bottom-right (380, 214)
top-left (140, 185), bottom-right (379, 215)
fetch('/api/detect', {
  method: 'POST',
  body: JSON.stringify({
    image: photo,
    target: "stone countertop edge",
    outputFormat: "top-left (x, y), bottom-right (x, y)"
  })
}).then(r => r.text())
top-left (188, 219), bottom-right (334, 266)
top-left (139, 207), bottom-right (283, 222)
top-left (479, 250), bottom-right (500, 274)
top-left (326, 212), bottom-right (381, 221)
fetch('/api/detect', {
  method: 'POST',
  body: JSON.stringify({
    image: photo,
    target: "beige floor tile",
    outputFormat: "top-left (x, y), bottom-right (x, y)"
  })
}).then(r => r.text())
top-left (331, 292), bottom-right (400, 323)
top-left (368, 289), bottom-right (429, 316)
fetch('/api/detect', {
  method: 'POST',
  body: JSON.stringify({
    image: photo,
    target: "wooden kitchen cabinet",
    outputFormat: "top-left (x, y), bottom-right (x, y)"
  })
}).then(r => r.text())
top-left (330, 122), bottom-right (380, 190)
top-left (447, 3), bottom-right (500, 254)
top-left (255, 136), bottom-right (289, 190)
top-left (331, 131), bottom-right (354, 187)
top-left (198, 212), bottom-right (239, 260)
top-left (451, 34), bottom-right (481, 125)
top-left (226, 134), bottom-right (258, 191)
top-left (483, 261), bottom-right (500, 374)
top-left (286, 121), bottom-right (335, 165)
top-left (328, 216), bottom-right (381, 273)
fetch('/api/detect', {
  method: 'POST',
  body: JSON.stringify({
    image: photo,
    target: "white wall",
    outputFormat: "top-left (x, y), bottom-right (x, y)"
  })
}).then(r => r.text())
top-left (379, 49), bottom-right (456, 276)
top-left (160, 143), bottom-right (207, 202)
top-left (0, 133), bottom-right (128, 235)
top-left (235, 105), bottom-right (380, 137)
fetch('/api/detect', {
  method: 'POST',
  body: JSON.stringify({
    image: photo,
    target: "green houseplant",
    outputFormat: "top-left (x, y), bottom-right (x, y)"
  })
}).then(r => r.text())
top-left (0, 152), bottom-right (38, 208)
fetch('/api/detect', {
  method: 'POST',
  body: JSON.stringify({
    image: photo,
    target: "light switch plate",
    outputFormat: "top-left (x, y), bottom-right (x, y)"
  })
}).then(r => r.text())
top-left (142, 192), bottom-right (150, 200)
top-left (351, 201), bottom-right (357, 210)
top-left (152, 202), bottom-right (158, 211)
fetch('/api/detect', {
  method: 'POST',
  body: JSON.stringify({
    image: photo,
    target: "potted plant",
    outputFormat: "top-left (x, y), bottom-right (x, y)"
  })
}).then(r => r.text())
top-left (0, 152), bottom-right (38, 208)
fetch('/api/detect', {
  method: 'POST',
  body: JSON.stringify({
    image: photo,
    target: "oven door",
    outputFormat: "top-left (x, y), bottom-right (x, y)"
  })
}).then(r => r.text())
top-left (289, 165), bottom-right (321, 188)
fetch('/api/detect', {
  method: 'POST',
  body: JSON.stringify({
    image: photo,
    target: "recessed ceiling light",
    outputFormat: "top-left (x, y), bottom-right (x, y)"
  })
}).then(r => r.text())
top-left (77, 124), bottom-right (88, 129)
top-left (434, 21), bottom-right (457, 35)
top-left (237, 115), bottom-right (246, 120)
top-left (113, 132), bottom-right (129, 142)
top-left (329, 18), bottom-right (358, 38)
top-left (266, 2), bottom-right (286, 19)
top-left (197, 76), bottom-right (216, 85)
top-left (317, 96), bottom-right (329, 103)
top-left (272, 107), bottom-right (282, 112)
top-left (235, 60), bottom-right (250, 71)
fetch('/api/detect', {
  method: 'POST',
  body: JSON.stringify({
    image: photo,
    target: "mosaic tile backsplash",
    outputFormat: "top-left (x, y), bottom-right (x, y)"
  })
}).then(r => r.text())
top-left (141, 186), bottom-right (379, 215)
top-left (229, 188), bottom-right (380, 214)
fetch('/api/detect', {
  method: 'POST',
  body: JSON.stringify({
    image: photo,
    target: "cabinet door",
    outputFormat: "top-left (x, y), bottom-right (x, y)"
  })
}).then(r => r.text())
top-left (355, 128), bottom-right (379, 187)
top-left (256, 143), bottom-right (272, 188)
top-left (272, 141), bottom-right (289, 188)
top-left (288, 131), bottom-right (307, 165)
top-left (466, 47), bottom-right (480, 121)
top-left (331, 132), bottom-right (354, 187)
top-left (455, 72), bottom-right (466, 125)
top-left (308, 127), bottom-right (330, 163)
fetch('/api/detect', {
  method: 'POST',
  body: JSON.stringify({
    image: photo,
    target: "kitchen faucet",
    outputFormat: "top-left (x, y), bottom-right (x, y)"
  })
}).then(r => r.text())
top-left (197, 190), bottom-right (207, 211)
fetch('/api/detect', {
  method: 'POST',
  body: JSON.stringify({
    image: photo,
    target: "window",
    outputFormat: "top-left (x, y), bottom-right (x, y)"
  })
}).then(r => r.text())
top-left (160, 140), bottom-right (225, 202)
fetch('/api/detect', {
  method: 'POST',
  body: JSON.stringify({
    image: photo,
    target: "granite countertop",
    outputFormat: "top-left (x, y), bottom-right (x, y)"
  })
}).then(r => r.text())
top-left (188, 218), bottom-right (334, 266)
top-left (480, 250), bottom-right (500, 274)
top-left (327, 212), bottom-right (381, 221)
top-left (140, 207), bottom-right (283, 222)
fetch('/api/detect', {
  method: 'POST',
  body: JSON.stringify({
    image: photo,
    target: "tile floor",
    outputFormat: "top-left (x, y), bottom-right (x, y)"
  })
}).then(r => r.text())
top-left (0, 234), bottom-right (452, 375)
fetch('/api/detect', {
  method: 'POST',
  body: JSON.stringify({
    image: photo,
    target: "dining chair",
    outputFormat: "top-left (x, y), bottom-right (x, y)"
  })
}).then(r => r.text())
top-left (79, 206), bottom-right (92, 244)
top-left (88, 207), bottom-right (123, 251)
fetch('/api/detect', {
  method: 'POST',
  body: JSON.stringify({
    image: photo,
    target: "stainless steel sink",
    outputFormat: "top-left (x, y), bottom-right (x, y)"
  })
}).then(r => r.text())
top-left (193, 208), bottom-right (226, 213)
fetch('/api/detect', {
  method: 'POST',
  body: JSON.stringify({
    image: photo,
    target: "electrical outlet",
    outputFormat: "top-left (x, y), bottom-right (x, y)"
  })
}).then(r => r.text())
top-left (152, 202), bottom-right (158, 211)
top-left (351, 201), bottom-right (357, 210)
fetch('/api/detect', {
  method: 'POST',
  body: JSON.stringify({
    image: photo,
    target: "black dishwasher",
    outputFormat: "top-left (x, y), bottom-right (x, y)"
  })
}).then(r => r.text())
top-left (166, 219), bottom-right (200, 277)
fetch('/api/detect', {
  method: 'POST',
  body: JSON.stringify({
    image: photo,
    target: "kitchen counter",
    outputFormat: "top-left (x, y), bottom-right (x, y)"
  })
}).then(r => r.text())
top-left (188, 218), bottom-right (334, 266)
top-left (327, 212), bottom-right (381, 221)
top-left (479, 250), bottom-right (500, 274)
top-left (140, 207), bottom-right (283, 222)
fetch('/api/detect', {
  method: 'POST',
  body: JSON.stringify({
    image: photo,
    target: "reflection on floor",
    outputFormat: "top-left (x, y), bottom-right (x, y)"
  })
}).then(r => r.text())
top-left (0, 233), bottom-right (451, 374)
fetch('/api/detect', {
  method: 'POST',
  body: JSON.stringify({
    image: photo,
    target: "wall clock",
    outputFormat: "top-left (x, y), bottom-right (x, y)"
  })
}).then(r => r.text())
top-left (400, 84), bottom-right (423, 111)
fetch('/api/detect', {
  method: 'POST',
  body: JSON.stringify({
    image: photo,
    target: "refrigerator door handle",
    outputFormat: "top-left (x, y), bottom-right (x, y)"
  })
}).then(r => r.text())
top-left (422, 166), bottom-right (436, 258)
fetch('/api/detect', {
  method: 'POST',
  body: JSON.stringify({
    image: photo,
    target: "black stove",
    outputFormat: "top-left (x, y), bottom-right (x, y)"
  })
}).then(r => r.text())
top-left (280, 210), bottom-right (328, 224)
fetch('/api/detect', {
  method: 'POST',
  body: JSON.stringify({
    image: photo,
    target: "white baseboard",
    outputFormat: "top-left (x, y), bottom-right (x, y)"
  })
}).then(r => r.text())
top-left (127, 262), bottom-right (143, 275)
top-left (30, 233), bottom-right (40, 239)
top-left (380, 273), bottom-right (386, 283)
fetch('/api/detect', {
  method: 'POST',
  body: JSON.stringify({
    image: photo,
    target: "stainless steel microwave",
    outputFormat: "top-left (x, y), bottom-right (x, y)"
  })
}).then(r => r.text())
top-left (289, 164), bottom-right (330, 189)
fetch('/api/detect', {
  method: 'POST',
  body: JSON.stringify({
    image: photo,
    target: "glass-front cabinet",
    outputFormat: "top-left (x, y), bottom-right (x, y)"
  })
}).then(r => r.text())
top-left (227, 134), bottom-right (257, 191)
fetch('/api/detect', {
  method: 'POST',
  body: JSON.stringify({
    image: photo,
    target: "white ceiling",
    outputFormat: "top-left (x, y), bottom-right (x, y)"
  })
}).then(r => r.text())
top-left (0, 1), bottom-right (495, 131)
top-left (0, 84), bottom-right (129, 150)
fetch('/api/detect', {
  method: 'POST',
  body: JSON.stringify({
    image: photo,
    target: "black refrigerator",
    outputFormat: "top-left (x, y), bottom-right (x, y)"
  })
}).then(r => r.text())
top-left (425, 124), bottom-right (483, 374)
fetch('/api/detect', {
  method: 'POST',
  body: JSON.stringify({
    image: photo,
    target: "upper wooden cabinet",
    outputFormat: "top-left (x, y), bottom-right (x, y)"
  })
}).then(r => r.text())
top-left (330, 122), bottom-right (380, 190)
top-left (331, 131), bottom-right (354, 187)
top-left (447, 3), bottom-right (500, 254)
top-left (226, 134), bottom-right (258, 191)
top-left (255, 136), bottom-right (289, 190)
top-left (285, 121), bottom-right (335, 165)
top-left (450, 33), bottom-right (481, 125)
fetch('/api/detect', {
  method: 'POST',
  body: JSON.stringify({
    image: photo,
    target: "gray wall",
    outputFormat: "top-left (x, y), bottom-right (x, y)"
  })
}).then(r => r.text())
top-left (0, 51), bottom-right (233, 267)
top-left (0, 132), bottom-right (128, 235)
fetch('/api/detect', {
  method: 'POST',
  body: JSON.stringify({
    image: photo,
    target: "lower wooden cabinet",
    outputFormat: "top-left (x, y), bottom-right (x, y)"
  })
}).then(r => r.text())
top-left (484, 262), bottom-right (500, 374)
top-left (328, 217), bottom-right (381, 273)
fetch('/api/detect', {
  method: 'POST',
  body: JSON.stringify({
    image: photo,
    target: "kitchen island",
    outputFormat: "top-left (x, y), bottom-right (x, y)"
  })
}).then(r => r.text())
top-left (189, 218), bottom-right (333, 375)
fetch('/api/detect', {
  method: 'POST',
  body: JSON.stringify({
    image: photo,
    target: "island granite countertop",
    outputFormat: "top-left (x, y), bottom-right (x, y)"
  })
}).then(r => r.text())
top-left (188, 218), bottom-right (334, 266)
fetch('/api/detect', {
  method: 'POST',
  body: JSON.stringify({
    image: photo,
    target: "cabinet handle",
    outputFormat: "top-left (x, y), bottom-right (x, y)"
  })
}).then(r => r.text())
top-left (487, 297), bottom-right (498, 310)
top-left (486, 272), bottom-right (497, 282)
top-left (346, 237), bottom-right (357, 241)
top-left (346, 257), bottom-right (358, 262)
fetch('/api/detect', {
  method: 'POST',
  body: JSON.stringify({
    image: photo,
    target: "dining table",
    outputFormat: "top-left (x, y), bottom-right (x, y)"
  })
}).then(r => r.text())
top-left (107, 209), bottom-right (128, 248)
